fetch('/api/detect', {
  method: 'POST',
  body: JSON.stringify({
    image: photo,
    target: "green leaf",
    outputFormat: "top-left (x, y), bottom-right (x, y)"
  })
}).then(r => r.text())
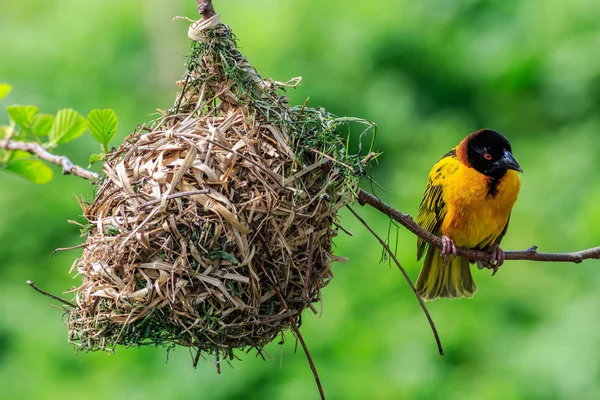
top-left (88, 153), bottom-right (105, 165)
top-left (0, 127), bottom-right (8, 162)
top-left (7, 150), bottom-right (34, 161)
top-left (209, 250), bottom-right (240, 264)
top-left (0, 84), bottom-right (12, 101)
top-left (31, 114), bottom-right (55, 136)
top-left (0, 125), bottom-right (9, 140)
top-left (3, 159), bottom-right (53, 184)
top-left (87, 109), bottom-right (118, 151)
top-left (6, 105), bottom-right (39, 130)
top-left (49, 108), bottom-right (87, 145)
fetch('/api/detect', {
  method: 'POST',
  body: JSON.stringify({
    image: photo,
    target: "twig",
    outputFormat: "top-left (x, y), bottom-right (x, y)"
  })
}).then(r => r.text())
top-left (356, 189), bottom-right (600, 264)
top-left (346, 206), bottom-right (444, 356)
top-left (50, 243), bottom-right (86, 258)
top-left (333, 221), bottom-right (353, 236)
top-left (258, 237), bottom-right (325, 399)
top-left (193, 347), bottom-right (202, 368)
top-left (257, 261), bottom-right (326, 400)
top-left (0, 139), bottom-right (99, 181)
top-left (175, 73), bottom-right (191, 114)
top-left (26, 280), bottom-right (76, 308)
top-left (215, 347), bottom-right (221, 374)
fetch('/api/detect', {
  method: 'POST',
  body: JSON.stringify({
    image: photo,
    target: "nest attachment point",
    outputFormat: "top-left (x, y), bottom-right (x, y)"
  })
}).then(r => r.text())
top-left (65, 14), bottom-right (375, 363)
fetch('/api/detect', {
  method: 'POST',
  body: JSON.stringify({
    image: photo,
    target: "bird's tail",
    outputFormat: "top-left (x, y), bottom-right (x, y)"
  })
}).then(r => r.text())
top-left (416, 246), bottom-right (477, 301)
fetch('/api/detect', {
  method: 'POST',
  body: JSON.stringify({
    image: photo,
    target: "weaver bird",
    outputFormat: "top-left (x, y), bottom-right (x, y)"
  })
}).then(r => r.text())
top-left (416, 129), bottom-right (522, 300)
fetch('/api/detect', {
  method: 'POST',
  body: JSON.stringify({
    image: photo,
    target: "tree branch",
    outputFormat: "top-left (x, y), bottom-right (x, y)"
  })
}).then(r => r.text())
top-left (356, 188), bottom-right (600, 264)
top-left (196, 0), bottom-right (216, 19)
top-left (0, 139), bottom-right (99, 181)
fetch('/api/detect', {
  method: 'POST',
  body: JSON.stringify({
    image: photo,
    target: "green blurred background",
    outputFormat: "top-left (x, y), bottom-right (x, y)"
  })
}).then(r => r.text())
top-left (2, 0), bottom-right (600, 399)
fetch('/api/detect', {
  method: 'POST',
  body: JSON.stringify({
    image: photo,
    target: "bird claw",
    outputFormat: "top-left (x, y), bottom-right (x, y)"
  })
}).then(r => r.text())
top-left (487, 243), bottom-right (504, 276)
top-left (441, 235), bottom-right (457, 266)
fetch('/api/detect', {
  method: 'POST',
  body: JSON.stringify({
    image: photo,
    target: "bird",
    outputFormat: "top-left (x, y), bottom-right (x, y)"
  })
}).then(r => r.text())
top-left (415, 129), bottom-right (522, 301)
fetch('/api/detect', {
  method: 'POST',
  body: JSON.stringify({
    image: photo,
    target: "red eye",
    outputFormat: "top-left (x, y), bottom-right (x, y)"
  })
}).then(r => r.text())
top-left (484, 153), bottom-right (493, 161)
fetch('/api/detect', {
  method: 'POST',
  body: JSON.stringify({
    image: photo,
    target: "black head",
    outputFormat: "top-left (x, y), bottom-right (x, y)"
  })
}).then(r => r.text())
top-left (460, 129), bottom-right (523, 178)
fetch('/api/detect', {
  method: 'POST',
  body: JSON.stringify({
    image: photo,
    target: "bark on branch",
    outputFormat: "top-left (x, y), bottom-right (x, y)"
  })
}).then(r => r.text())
top-left (197, 0), bottom-right (216, 19)
top-left (0, 139), bottom-right (99, 181)
top-left (356, 188), bottom-right (600, 264)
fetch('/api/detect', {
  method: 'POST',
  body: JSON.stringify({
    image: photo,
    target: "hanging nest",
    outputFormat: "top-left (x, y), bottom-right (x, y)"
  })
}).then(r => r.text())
top-left (65, 14), bottom-right (376, 362)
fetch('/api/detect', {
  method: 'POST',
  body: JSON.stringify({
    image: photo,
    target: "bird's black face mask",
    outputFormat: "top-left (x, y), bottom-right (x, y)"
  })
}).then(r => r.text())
top-left (467, 129), bottom-right (522, 177)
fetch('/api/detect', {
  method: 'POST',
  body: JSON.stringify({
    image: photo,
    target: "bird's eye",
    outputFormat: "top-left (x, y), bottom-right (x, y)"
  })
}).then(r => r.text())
top-left (484, 153), bottom-right (493, 161)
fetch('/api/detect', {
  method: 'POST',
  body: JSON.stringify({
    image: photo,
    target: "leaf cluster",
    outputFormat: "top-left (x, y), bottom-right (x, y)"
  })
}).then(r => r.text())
top-left (0, 84), bottom-right (119, 183)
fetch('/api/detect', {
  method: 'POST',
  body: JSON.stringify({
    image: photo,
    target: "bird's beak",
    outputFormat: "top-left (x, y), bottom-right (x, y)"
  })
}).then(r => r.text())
top-left (495, 149), bottom-right (523, 172)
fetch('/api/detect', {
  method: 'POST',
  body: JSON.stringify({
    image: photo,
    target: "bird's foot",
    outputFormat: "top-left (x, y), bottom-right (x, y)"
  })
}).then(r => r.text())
top-left (485, 243), bottom-right (505, 276)
top-left (441, 235), bottom-right (457, 266)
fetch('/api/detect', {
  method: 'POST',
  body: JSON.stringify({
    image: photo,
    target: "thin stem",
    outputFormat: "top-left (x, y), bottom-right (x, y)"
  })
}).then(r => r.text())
top-left (176, 73), bottom-right (191, 114)
top-left (346, 206), bottom-right (444, 356)
top-left (215, 347), bottom-right (222, 374)
top-left (257, 261), bottom-right (326, 400)
top-left (193, 347), bottom-right (202, 368)
top-left (27, 280), bottom-right (76, 308)
top-left (50, 243), bottom-right (86, 258)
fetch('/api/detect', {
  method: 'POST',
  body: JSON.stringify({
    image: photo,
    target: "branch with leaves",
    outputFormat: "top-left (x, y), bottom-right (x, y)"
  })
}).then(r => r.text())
top-left (0, 139), bottom-right (98, 181)
top-left (0, 84), bottom-right (117, 183)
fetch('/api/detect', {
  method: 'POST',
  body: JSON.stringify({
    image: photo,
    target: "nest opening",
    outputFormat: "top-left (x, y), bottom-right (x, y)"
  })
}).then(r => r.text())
top-left (65, 15), bottom-right (376, 362)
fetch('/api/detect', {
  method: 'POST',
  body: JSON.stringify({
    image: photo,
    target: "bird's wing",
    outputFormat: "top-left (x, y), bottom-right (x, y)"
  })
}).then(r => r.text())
top-left (416, 152), bottom-right (455, 260)
top-left (474, 214), bottom-right (512, 269)
top-left (494, 214), bottom-right (511, 246)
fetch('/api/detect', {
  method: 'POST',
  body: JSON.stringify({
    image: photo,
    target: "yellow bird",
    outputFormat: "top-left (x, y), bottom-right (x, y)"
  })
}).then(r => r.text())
top-left (416, 129), bottom-right (522, 300)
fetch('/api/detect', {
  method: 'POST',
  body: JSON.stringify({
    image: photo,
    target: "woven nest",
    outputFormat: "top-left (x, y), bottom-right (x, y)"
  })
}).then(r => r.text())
top-left (66, 15), bottom-right (375, 361)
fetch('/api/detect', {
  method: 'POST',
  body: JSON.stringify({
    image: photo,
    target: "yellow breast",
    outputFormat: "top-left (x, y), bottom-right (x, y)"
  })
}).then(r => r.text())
top-left (440, 164), bottom-right (520, 248)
